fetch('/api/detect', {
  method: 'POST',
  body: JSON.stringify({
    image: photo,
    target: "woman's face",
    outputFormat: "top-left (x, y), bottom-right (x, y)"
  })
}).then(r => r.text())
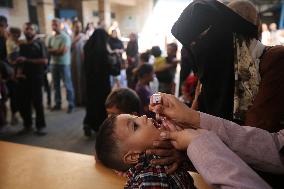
top-left (112, 30), bottom-right (118, 38)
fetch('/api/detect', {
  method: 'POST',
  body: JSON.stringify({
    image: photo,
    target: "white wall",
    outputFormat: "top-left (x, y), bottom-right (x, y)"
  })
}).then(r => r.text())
top-left (0, 0), bottom-right (29, 28)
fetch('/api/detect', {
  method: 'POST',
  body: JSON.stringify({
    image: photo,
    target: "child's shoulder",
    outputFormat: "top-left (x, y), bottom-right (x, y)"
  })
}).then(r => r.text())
top-left (125, 162), bottom-right (169, 188)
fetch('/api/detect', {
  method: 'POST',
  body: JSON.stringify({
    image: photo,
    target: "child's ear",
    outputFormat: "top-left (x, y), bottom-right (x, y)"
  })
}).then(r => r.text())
top-left (123, 151), bottom-right (141, 165)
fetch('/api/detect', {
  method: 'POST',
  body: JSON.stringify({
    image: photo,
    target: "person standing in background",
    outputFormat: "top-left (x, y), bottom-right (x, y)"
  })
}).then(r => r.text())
top-left (108, 29), bottom-right (125, 88)
top-left (71, 20), bottom-right (86, 106)
top-left (126, 33), bottom-right (139, 89)
top-left (84, 22), bottom-right (94, 39)
top-left (48, 18), bottom-right (74, 113)
top-left (5, 27), bottom-right (22, 125)
top-left (16, 22), bottom-right (48, 135)
top-left (83, 28), bottom-right (111, 137)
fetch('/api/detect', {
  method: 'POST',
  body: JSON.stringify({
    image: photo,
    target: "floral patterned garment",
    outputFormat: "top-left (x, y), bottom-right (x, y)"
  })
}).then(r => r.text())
top-left (233, 35), bottom-right (265, 121)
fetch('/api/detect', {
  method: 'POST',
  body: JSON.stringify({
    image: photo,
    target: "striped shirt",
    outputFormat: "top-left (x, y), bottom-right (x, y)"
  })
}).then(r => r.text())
top-left (125, 154), bottom-right (196, 189)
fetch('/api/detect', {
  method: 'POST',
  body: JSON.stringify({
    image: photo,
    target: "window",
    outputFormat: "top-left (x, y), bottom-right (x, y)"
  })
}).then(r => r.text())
top-left (0, 0), bottom-right (13, 8)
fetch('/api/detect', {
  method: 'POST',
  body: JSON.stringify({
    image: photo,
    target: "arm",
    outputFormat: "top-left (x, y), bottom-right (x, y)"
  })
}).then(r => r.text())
top-left (187, 131), bottom-right (272, 189)
top-left (200, 113), bottom-right (284, 173)
top-left (155, 59), bottom-right (178, 73)
top-left (48, 36), bottom-right (69, 56)
top-left (25, 58), bottom-right (48, 64)
top-left (48, 45), bottom-right (67, 56)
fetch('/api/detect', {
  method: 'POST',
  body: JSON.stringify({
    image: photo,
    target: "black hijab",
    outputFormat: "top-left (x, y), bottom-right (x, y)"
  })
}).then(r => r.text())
top-left (84, 28), bottom-right (109, 77)
top-left (171, 0), bottom-right (258, 120)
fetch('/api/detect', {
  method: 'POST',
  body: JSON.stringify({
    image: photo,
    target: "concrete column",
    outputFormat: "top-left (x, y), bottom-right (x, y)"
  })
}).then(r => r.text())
top-left (36, 0), bottom-right (55, 34)
top-left (82, 0), bottom-right (99, 27)
top-left (98, 0), bottom-right (111, 28)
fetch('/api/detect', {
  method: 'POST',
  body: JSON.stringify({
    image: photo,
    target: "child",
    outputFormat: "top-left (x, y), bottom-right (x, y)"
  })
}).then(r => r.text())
top-left (95, 114), bottom-right (196, 189)
top-left (135, 64), bottom-right (154, 116)
top-left (105, 88), bottom-right (141, 116)
top-left (6, 27), bottom-right (25, 78)
top-left (151, 46), bottom-right (166, 72)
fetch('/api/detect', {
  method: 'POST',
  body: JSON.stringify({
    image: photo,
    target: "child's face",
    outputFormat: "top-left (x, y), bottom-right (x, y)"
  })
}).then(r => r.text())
top-left (167, 45), bottom-right (177, 57)
top-left (145, 71), bottom-right (154, 83)
top-left (115, 114), bottom-right (161, 153)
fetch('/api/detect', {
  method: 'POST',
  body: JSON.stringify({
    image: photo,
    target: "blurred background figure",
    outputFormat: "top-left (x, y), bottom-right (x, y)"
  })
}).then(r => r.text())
top-left (179, 74), bottom-right (198, 107)
top-left (84, 22), bottom-right (94, 39)
top-left (108, 20), bottom-right (121, 37)
top-left (126, 33), bottom-right (139, 89)
top-left (108, 29), bottom-right (125, 88)
top-left (261, 23), bottom-right (270, 46)
top-left (48, 18), bottom-right (74, 113)
top-left (71, 20), bottom-right (86, 107)
top-left (83, 28), bottom-right (111, 137)
top-left (269, 23), bottom-right (281, 46)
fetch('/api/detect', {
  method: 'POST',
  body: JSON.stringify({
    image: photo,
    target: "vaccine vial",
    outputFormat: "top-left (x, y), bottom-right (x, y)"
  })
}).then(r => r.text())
top-left (152, 93), bottom-right (161, 105)
top-left (152, 93), bottom-right (163, 124)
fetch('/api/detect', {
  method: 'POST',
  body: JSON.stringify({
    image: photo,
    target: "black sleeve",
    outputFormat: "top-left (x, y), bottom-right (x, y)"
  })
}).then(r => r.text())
top-left (39, 40), bottom-right (48, 59)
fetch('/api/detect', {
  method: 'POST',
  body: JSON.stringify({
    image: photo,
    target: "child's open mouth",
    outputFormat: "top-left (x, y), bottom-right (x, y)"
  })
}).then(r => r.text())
top-left (152, 118), bottom-right (163, 129)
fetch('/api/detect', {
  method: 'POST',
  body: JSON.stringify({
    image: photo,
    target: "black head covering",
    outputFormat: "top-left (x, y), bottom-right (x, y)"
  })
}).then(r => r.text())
top-left (85, 28), bottom-right (109, 54)
top-left (84, 28), bottom-right (109, 77)
top-left (172, 0), bottom-right (258, 48)
top-left (171, 0), bottom-right (258, 120)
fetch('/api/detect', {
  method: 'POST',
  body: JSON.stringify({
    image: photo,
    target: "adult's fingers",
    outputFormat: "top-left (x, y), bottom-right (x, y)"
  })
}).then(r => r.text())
top-left (160, 131), bottom-right (178, 141)
top-left (152, 140), bottom-right (173, 149)
top-left (150, 156), bottom-right (176, 165)
top-left (166, 162), bottom-right (179, 174)
top-left (146, 148), bottom-right (174, 157)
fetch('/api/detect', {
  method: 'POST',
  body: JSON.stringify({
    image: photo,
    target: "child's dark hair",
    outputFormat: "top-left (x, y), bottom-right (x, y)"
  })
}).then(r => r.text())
top-left (136, 63), bottom-right (153, 79)
top-left (95, 115), bottom-right (130, 171)
top-left (0, 15), bottom-right (7, 25)
top-left (9, 27), bottom-right (21, 37)
top-left (151, 46), bottom-right (162, 57)
top-left (140, 50), bottom-right (151, 63)
top-left (105, 88), bottom-right (141, 114)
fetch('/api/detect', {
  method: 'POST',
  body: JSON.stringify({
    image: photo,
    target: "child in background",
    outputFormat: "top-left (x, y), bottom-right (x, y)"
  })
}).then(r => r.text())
top-left (151, 46), bottom-right (166, 72)
top-left (105, 88), bottom-right (141, 116)
top-left (6, 27), bottom-right (25, 78)
top-left (179, 74), bottom-right (198, 107)
top-left (135, 64), bottom-right (154, 116)
top-left (138, 50), bottom-right (159, 93)
top-left (95, 114), bottom-right (196, 189)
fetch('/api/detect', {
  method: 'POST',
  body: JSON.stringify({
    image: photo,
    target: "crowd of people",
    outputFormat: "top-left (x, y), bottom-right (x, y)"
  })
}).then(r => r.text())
top-left (0, 14), bottom-right (195, 137)
top-left (95, 0), bottom-right (284, 189)
top-left (0, 0), bottom-right (284, 188)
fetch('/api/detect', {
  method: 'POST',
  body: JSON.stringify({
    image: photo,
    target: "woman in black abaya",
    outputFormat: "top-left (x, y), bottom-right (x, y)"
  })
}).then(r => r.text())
top-left (83, 28), bottom-right (111, 136)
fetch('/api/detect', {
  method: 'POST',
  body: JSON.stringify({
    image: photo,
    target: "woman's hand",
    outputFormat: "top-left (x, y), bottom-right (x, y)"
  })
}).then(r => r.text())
top-left (160, 129), bottom-right (207, 151)
top-left (146, 140), bottom-right (186, 174)
top-left (149, 93), bottom-right (200, 129)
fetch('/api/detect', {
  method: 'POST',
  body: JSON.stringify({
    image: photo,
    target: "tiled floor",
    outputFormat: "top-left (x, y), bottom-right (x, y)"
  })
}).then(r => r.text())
top-left (0, 107), bottom-right (96, 155)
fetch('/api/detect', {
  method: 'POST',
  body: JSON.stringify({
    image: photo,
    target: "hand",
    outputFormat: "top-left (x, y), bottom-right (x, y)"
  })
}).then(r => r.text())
top-left (160, 129), bottom-right (207, 151)
top-left (149, 93), bottom-right (200, 129)
top-left (146, 140), bottom-right (186, 174)
top-left (114, 170), bottom-right (128, 178)
top-left (161, 118), bottom-right (182, 132)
